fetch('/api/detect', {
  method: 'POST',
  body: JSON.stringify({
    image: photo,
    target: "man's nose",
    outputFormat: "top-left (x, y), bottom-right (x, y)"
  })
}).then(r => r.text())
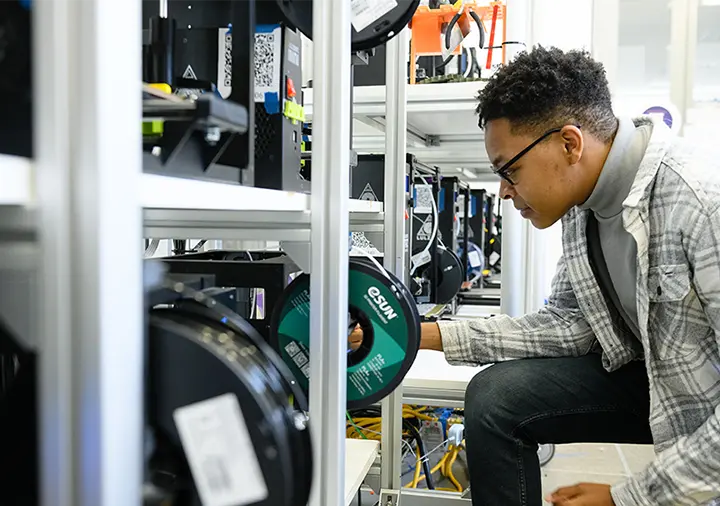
top-left (499, 179), bottom-right (516, 200)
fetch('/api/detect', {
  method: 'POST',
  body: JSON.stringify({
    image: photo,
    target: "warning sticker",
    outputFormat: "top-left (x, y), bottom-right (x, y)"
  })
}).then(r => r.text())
top-left (359, 182), bottom-right (379, 201)
top-left (176, 65), bottom-right (205, 99)
top-left (416, 215), bottom-right (433, 241)
top-left (182, 65), bottom-right (197, 80)
top-left (350, 0), bottom-right (398, 32)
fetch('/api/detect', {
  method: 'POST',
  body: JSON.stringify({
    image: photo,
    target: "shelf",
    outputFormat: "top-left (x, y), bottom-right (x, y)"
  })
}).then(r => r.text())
top-left (141, 173), bottom-right (384, 240)
top-left (345, 438), bottom-right (380, 506)
top-left (304, 81), bottom-right (491, 172)
top-left (0, 154), bottom-right (33, 206)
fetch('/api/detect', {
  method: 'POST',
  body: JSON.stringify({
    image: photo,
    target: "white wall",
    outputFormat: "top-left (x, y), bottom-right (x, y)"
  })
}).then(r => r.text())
top-left (520, 0), bottom-right (593, 307)
top-left (531, 0), bottom-right (593, 50)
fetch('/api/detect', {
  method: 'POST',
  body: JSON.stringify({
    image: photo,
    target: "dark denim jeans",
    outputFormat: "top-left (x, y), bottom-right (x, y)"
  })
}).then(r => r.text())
top-left (464, 354), bottom-right (653, 505)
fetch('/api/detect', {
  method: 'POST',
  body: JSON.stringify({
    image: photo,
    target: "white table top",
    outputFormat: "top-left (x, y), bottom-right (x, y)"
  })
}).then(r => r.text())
top-left (404, 350), bottom-right (489, 392)
top-left (345, 439), bottom-right (380, 506)
top-left (404, 306), bottom-right (496, 391)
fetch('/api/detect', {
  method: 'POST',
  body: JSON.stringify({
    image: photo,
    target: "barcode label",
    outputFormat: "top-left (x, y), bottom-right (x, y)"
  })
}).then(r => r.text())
top-left (216, 28), bottom-right (232, 99)
top-left (173, 393), bottom-right (268, 506)
top-left (414, 184), bottom-right (434, 214)
top-left (456, 194), bottom-right (466, 217)
top-left (254, 26), bottom-right (282, 102)
top-left (351, 0), bottom-right (398, 32)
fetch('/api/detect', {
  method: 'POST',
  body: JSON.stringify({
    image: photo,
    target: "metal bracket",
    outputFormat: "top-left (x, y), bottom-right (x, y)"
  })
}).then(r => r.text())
top-left (280, 241), bottom-right (311, 273)
top-left (379, 489), bottom-right (401, 506)
top-left (426, 135), bottom-right (441, 147)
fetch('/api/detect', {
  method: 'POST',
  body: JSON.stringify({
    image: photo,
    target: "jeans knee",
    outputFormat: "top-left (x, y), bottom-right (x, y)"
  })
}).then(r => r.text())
top-left (464, 361), bottom-right (530, 430)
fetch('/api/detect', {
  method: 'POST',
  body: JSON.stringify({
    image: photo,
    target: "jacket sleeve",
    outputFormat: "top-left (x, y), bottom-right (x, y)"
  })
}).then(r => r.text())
top-left (611, 208), bottom-right (720, 506)
top-left (438, 254), bottom-right (596, 365)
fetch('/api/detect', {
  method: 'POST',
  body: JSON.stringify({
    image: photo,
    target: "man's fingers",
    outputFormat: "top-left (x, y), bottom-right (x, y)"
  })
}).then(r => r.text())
top-left (546, 485), bottom-right (582, 502)
top-left (348, 325), bottom-right (363, 350)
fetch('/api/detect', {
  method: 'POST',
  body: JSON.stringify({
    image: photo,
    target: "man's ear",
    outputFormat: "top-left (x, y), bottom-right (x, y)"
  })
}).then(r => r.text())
top-left (560, 125), bottom-right (583, 165)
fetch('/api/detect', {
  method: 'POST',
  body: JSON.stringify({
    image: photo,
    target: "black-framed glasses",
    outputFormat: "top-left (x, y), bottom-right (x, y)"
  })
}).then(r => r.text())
top-left (492, 126), bottom-right (576, 185)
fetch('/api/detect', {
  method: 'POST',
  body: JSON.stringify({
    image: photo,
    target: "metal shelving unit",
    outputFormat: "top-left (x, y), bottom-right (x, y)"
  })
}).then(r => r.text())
top-left (0, 1), bottom-right (491, 506)
top-left (0, 1), bottom-right (391, 506)
top-left (142, 173), bottom-right (384, 242)
top-left (304, 80), bottom-right (491, 172)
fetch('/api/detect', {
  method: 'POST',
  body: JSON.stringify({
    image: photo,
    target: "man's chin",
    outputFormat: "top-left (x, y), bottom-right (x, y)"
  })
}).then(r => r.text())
top-left (527, 214), bottom-right (558, 230)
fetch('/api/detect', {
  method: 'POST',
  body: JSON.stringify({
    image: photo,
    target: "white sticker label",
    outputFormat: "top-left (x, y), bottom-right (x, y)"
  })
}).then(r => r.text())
top-left (411, 250), bottom-right (432, 271)
top-left (217, 28), bottom-right (232, 99)
top-left (254, 26), bottom-right (283, 102)
top-left (468, 250), bottom-right (483, 268)
top-left (489, 251), bottom-right (500, 267)
top-left (288, 42), bottom-right (301, 67)
top-left (414, 184), bottom-right (434, 214)
top-left (456, 194), bottom-right (466, 218)
top-left (351, 0), bottom-right (398, 32)
top-left (173, 393), bottom-right (269, 506)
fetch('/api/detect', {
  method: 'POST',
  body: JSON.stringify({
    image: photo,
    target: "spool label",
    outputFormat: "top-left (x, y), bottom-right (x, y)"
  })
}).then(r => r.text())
top-left (351, 0), bottom-right (398, 32)
top-left (275, 263), bottom-right (415, 405)
top-left (173, 393), bottom-right (269, 506)
top-left (469, 250), bottom-right (482, 268)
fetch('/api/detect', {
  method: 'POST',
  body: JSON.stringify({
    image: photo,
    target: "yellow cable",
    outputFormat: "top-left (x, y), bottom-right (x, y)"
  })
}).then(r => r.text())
top-left (445, 446), bottom-right (463, 492)
top-left (442, 445), bottom-right (454, 477)
top-left (410, 448), bottom-right (422, 488)
top-left (404, 451), bottom-right (450, 488)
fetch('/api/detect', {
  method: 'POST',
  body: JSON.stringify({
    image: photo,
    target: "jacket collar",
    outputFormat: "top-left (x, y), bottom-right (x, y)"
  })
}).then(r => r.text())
top-left (622, 116), bottom-right (674, 209)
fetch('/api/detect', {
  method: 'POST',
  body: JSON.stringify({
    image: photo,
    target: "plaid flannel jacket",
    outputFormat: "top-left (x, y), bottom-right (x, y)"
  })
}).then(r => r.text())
top-left (438, 117), bottom-right (720, 505)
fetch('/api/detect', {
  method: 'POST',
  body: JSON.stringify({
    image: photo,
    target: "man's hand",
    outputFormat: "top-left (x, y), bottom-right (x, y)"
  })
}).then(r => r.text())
top-left (546, 483), bottom-right (615, 506)
top-left (348, 325), bottom-right (363, 351)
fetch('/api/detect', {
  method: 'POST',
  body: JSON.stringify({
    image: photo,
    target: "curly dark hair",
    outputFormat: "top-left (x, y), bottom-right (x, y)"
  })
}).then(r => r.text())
top-left (476, 46), bottom-right (618, 143)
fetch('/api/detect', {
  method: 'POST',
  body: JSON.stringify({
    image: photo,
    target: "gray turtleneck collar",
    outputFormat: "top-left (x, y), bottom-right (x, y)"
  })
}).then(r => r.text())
top-left (579, 117), bottom-right (650, 218)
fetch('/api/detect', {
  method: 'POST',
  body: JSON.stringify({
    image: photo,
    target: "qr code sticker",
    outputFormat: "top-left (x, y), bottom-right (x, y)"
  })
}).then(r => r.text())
top-left (414, 184), bottom-right (434, 214)
top-left (254, 26), bottom-right (281, 102)
top-left (301, 363), bottom-right (311, 379)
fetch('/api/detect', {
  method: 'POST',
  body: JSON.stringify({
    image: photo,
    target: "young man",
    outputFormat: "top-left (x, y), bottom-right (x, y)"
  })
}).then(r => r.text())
top-left (420, 46), bottom-right (720, 505)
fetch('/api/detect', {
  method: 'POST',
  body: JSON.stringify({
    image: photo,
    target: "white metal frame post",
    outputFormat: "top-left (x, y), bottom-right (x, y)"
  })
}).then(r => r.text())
top-left (669, 0), bottom-right (699, 137)
top-left (380, 28), bottom-right (410, 505)
top-left (500, 0), bottom-right (533, 318)
top-left (308, 0), bottom-right (352, 505)
top-left (35, 0), bottom-right (144, 504)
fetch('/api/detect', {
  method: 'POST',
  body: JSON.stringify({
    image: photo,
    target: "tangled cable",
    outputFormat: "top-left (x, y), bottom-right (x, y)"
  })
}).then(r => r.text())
top-left (346, 405), bottom-right (468, 492)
